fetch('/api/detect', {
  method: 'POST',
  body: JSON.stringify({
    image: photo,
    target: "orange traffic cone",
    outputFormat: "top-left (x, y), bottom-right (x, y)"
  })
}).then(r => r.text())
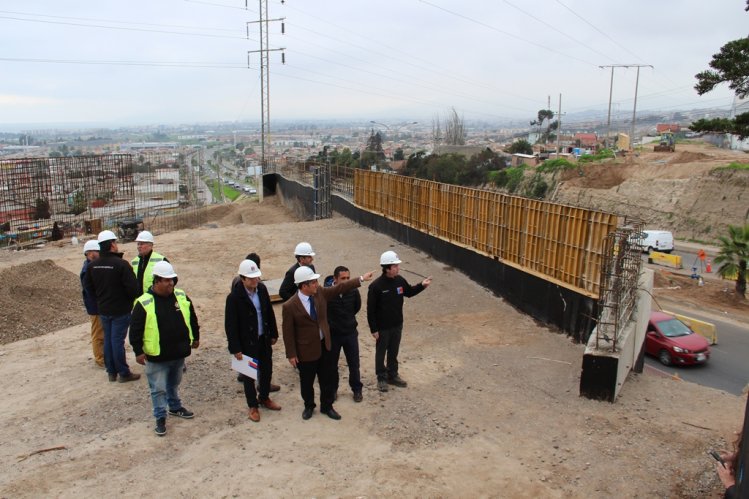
top-left (706, 259), bottom-right (712, 273)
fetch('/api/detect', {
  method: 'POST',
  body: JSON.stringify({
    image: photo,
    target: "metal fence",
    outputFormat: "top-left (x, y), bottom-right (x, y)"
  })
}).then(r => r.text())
top-left (0, 153), bottom-right (206, 248)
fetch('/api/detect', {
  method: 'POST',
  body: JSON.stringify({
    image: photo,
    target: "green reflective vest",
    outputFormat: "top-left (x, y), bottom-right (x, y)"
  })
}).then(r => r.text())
top-left (132, 251), bottom-right (166, 294)
top-left (137, 289), bottom-right (193, 357)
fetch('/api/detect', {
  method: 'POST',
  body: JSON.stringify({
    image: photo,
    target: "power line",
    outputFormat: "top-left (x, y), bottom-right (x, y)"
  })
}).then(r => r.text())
top-left (0, 14), bottom-right (247, 40)
top-left (416, 0), bottom-right (599, 67)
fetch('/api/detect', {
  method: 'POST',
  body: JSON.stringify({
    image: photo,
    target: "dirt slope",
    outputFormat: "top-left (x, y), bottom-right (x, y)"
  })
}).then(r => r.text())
top-left (0, 197), bottom-right (744, 498)
top-left (552, 142), bottom-right (749, 241)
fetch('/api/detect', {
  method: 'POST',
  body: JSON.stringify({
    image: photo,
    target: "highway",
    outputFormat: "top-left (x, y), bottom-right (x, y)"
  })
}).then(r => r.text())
top-left (644, 303), bottom-right (749, 395)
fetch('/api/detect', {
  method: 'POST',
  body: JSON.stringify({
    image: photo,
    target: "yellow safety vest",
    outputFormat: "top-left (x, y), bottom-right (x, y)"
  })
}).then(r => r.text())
top-left (132, 251), bottom-right (166, 293)
top-left (137, 289), bottom-right (193, 356)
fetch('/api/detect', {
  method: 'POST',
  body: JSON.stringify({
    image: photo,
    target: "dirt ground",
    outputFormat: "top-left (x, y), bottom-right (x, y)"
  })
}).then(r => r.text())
top-left (553, 141), bottom-right (749, 242)
top-left (0, 196), bottom-right (747, 498)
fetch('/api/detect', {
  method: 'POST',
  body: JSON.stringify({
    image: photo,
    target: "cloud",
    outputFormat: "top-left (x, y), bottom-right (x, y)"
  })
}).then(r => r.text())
top-left (0, 94), bottom-right (59, 107)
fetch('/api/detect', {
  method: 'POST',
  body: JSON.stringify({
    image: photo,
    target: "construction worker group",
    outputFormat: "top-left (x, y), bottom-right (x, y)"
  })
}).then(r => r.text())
top-left (82, 232), bottom-right (431, 436)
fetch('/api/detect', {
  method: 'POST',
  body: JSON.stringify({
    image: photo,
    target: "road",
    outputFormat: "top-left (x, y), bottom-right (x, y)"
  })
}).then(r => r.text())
top-left (644, 303), bottom-right (749, 395)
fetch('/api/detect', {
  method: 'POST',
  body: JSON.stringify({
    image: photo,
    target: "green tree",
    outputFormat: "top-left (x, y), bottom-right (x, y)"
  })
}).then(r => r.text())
top-left (71, 190), bottom-right (87, 215)
top-left (34, 198), bottom-right (51, 220)
top-left (393, 148), bottom-right (405, 161)
top-left (530, 109), bottom-right (558, 144)
top-left (692, 5), bottom-right (749, 138)
top-left (507, 139), bottom-right (533, 155)
top-left (713, 224), bottom-right (749, 298)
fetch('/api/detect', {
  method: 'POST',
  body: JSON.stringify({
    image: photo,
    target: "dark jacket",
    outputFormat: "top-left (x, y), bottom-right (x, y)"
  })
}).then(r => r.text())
top-left (282, 278), bottom-right (361, 362)
top-left (279, 262), bottom-right (316, 302)
top-left (367, 273), bottom-right (424, 333)
top-left (84, 250), bottom-right (140, 316)
top-left (326, 279), bottom-right (361, 337)
top-left (129, 289), bottom-right (200, 362)
top-left (225, 279), bottom-right (278, 357)
top-left (725, 393), bottom-right (749, 499)
top-left (80, 259), bottom-right (98, 315)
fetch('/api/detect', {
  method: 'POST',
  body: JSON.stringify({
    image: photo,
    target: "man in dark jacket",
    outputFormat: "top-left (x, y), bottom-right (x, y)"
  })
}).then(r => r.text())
top-left (225, 259), bottom-right (281, 423)
top-left (367, 250), bottom-right (431, 393)
top-left (80, 240), bottom-right (104, 368)
top-left (325, 266), bottom-right (364, 402)
top-left (85, 230), bottom-right (141, 383)
top-left (130, 261), bottom-right (200, 436)
top-left (279, 241), bottom-right (316, 302)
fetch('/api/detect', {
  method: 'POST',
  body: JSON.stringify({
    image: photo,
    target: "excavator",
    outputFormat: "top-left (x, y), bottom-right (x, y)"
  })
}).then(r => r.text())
top-left (653, 131), bottom-right (675, 152)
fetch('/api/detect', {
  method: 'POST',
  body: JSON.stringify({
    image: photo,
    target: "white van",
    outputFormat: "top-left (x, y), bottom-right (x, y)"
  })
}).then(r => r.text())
top-left (631, 230), bottom-right (674, 253)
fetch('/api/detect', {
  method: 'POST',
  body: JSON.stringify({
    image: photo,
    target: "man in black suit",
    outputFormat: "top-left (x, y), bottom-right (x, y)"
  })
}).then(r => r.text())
top-left (225, 259), bottom-right (281, 423)
top-left (279, 241), bottom-right (316, 302)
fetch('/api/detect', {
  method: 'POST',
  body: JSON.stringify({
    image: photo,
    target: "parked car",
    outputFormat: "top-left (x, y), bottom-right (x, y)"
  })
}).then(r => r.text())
top-left (630, 230), bottom-right (674, 253)
top-left (645, 311), bottom-right (710, 366)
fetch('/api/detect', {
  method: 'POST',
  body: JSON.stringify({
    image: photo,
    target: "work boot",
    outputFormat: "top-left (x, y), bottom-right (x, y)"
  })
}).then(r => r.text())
top-left (154, 417), bottom-right (166, 436)
top-left (377, 380), bottom-right (389, 392)
top-left (118, 373), bottom-right (141, 383)
top-left (387, 375), bottom-right (407, 388)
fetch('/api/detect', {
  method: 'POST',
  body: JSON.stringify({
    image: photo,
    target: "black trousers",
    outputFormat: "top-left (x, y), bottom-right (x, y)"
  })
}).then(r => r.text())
top-left (242, 337), bottom-right (273, 408)
top-left (375, 325), bottom-right (402, 381)
top-left (297, 339), bottom-right (336, 412)
top-left (331, 332), bottom-right (362, 393)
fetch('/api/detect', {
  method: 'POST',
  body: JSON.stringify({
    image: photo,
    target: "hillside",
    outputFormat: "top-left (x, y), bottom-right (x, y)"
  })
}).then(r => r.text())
top-left (550, 142), bottom-right (749, 242)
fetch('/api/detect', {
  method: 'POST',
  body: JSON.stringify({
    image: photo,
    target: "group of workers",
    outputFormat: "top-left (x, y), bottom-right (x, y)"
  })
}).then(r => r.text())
top-left (81, 232), bottom-right (431, 436)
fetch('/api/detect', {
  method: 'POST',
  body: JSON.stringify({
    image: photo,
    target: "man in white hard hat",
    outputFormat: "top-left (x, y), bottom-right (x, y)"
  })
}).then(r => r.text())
top-left (279, 242), bottom-right (316, 302)
top-left (225, 259), bottom-right (281, 423)
top-left (130, 261), bottom-right (200, 436)
top-left (85, 230), bottom-right (141, 383)
top-left (131, 230), bottom-right (169, 294)
top-left (80, 239), bottom-right (104, 368)
top-left (282, 265), bottom-right (375, 421)
top-left (367, 250), bottom-right (432, 392)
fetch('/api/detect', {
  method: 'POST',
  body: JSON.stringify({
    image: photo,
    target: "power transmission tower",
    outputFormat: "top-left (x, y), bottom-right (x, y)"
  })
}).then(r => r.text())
top-left (247, 0), bottom-right (285, 170)
top-left (599, 64), bottom-right (653, 148)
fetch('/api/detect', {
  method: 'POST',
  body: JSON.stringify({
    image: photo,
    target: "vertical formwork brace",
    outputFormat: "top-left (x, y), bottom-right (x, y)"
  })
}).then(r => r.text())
top-left (313, 163), bottom-right (331, 220)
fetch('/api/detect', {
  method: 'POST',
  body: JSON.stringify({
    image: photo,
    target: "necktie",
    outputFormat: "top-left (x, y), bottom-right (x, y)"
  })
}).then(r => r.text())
top-left (309, 297), bottom-right (317, 320)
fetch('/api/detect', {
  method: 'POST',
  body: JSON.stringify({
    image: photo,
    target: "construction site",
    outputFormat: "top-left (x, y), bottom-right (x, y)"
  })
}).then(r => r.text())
top-left (0, 152), bottom-right (206, 249)
top-left (1, 141), bottom-right (748, 497)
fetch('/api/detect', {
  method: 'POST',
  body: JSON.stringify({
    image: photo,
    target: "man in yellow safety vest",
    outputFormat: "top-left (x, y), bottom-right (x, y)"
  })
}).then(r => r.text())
top-left (130, 261), bottom-right (200, 436)
top-left (131, 230), bottom-right (169, 294)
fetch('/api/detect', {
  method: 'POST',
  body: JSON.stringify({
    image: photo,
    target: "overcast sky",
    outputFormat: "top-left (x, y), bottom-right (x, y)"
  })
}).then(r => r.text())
top-left (1, 0), bottom-right (747, 130)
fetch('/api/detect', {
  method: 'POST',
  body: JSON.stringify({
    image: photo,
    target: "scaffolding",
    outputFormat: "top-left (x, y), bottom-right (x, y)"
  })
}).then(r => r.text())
top-left (0, 153), bottom-right (206, 248)
top-left (594, 220), bottom-right (644, 351)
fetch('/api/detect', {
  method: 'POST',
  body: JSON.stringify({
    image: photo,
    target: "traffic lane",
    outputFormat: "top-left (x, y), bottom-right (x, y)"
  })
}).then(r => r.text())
top-left (644, 302), bottom-right (749, 395)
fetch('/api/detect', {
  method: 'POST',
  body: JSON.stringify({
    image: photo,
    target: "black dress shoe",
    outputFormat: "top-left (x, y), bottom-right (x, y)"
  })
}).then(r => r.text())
top-left (322, 408), bottom-right (341, 420)
top-left (302, 407), bottom-right (314, 420)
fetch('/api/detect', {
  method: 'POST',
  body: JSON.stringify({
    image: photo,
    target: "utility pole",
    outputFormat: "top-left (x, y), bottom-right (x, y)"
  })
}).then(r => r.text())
top-left (247, 0), bottom-right (285, 171)
top-left (556, 93), bottom-right (562, 156)
top-left (599, 64), bottom-right (652, 149)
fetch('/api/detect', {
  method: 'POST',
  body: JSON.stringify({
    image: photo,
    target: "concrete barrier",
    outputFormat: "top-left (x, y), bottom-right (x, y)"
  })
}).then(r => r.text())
top-left (662, 310), bottom-right (718, 345)
top-left (648, 251), bottom-right (682, 269)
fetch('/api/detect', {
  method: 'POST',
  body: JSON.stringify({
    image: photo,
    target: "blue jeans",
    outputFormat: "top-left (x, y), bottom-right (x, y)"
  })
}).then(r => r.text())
top-left (145, 358), bottom-right (185, 419)
top-left (100, 313), bottom-right (132, 377)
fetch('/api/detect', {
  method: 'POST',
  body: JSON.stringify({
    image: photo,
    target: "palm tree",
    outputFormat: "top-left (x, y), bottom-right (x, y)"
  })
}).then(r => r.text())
top-left (713, 224), bottom-right (749, 298)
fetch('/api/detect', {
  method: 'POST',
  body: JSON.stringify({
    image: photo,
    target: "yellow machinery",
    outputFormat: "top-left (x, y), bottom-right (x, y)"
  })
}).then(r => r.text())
top-left (653, 131), bottom-right (675, 152)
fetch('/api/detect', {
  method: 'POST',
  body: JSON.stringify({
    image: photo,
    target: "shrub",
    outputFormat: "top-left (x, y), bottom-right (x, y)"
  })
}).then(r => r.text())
top-left (537, 158), bottom-right (575, 173)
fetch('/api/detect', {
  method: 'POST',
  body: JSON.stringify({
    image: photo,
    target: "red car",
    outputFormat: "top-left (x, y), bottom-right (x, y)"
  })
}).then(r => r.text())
top-left (645, 311), bottom-right (711, 366)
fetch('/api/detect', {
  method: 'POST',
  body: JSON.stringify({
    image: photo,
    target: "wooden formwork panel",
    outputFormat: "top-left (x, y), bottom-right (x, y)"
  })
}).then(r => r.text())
top-left (352, 170), bottom-right (617, 298)
top-left (502, 196), bottom-right (526, 265)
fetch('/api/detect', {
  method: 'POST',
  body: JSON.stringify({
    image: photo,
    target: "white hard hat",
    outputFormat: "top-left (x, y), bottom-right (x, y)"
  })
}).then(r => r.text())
top-left (380, 250), bottom-right (402, 265)
top-left (294, 241), bottom-right (315, 257)
top-left (152, 261), bottom-right (177, 279)
top-left (83, 240), bottom-right (100, 254)
top-left (238, 259), bottom-right (262, 278)
top-left (135, 230), bottom-right (154, 243)
top-left (294, 266), bottom-right (320, 285)
top-left (97, 230), bottom-right (117, 242)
